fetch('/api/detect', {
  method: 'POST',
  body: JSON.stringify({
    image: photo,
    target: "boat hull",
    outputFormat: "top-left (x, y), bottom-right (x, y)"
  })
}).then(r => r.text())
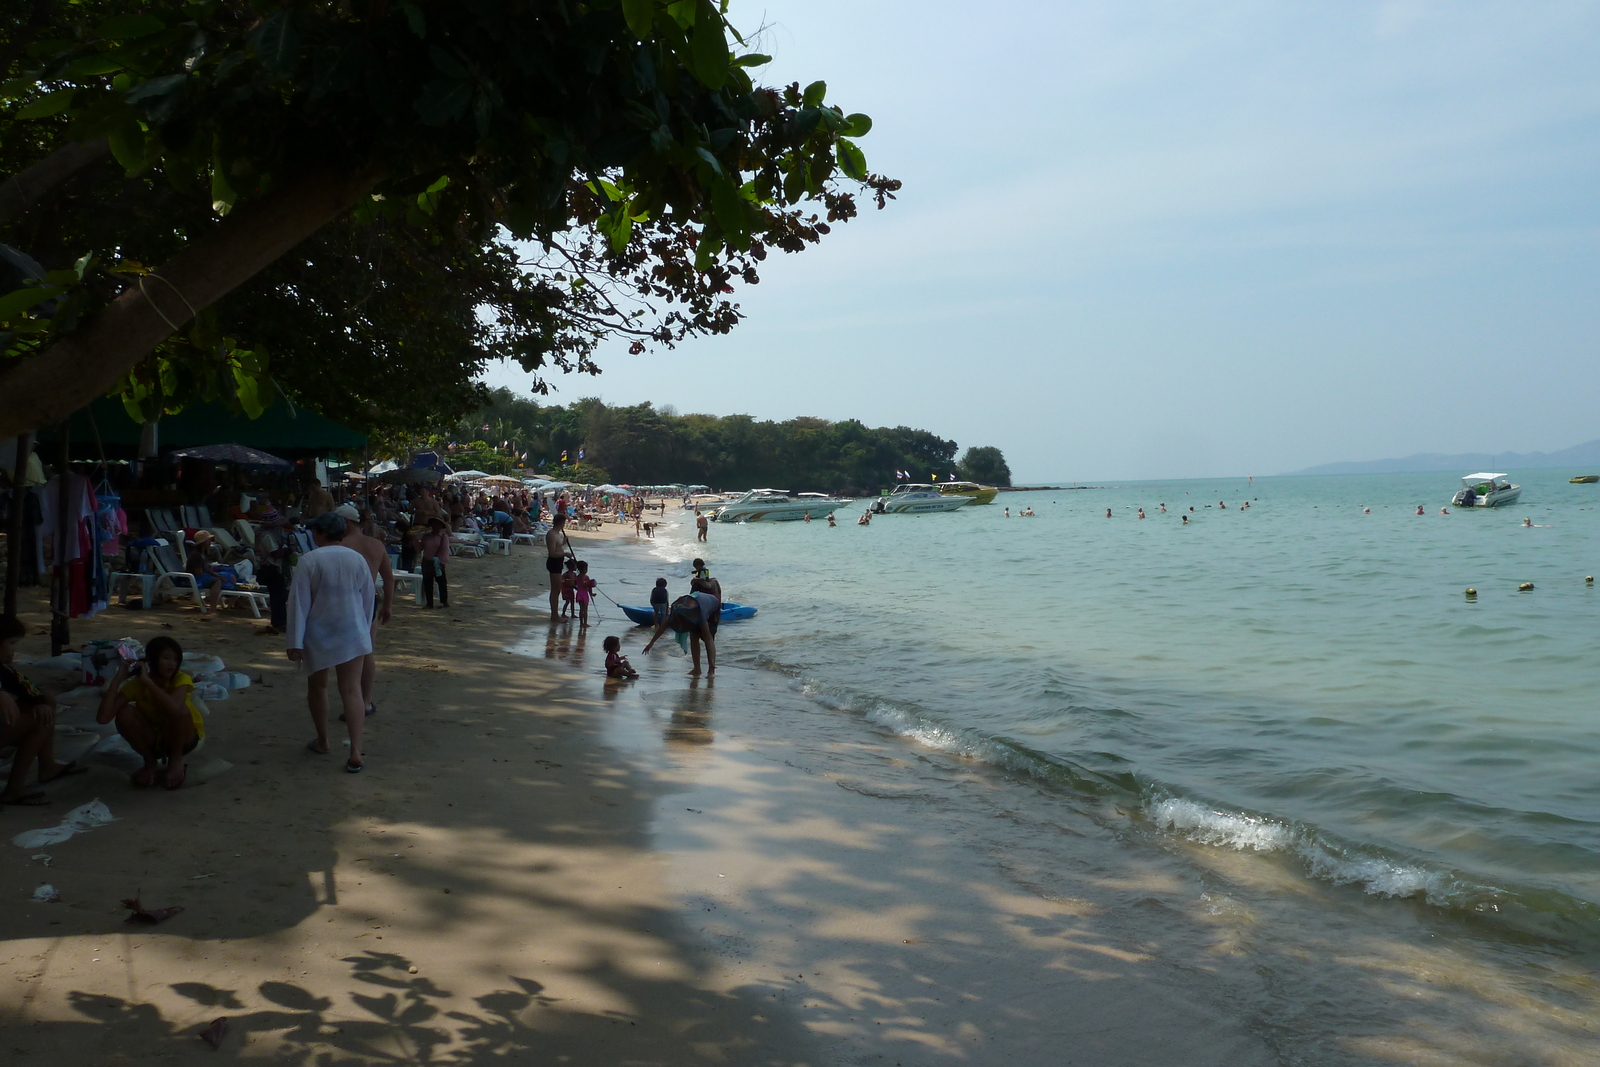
top-left (620, 603), bottom-right (757, 626)
top-left (873, 496), bottom-right (971, 514)
top-left (1571, 475), bottom-right (1599, 484)
top-left (938, 485), bottom-right (999, 505)
top-left (1452, 486), bottom-right (1522, 507)
top-left (714, 502), bottom-right (850, 522)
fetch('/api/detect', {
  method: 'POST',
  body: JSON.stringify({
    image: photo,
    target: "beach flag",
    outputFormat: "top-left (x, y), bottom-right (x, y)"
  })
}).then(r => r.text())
top-left (560, 449), bottom-right (568, 462)
top-left (578, 449), bottom-right (586, 460)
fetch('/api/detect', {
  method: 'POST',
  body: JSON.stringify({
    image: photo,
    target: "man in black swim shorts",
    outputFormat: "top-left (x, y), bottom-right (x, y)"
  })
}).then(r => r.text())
top-left (545, 514), bottom-right (569, 617)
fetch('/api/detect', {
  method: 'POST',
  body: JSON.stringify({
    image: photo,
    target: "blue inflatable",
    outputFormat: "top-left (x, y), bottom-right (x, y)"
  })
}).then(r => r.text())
top-left (620, 603), bottom-right (757, 626)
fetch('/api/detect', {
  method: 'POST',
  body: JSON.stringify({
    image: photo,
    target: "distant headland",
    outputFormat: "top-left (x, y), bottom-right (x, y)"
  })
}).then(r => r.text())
top-left (1282, 439), bottom-right (1600, 477)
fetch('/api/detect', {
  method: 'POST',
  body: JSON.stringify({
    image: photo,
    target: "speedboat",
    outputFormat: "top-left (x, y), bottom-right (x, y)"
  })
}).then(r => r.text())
top-left (713, 489), bottom-right (853, 522)
top-left (1451, 473), bottom-right (1522, 508)
top-left (936, 480), bottom-right (999, 505)
top-left (1571, 475), bottom-right (1598, 484)
top-left (870, 483), bottom-right (973, 514)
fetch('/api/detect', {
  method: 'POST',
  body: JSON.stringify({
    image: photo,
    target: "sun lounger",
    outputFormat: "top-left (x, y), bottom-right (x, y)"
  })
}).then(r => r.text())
top-left (146, 543), bottom-right (203, 607)
top-left (510, 532), bottom-right (541, 546)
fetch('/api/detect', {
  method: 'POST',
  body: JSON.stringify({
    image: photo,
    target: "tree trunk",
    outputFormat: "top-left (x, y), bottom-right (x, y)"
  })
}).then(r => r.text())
top-left (0, 163), bottom-right (385, 440)
top-left (0, 138), bottom-right (110, 226)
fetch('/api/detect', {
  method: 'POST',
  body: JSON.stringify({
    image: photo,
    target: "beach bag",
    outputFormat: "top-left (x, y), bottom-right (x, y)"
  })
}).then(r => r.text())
top-left (666, 595), bottom-right (701, 633)
top-left (214, 564), bottom-right (240, 590)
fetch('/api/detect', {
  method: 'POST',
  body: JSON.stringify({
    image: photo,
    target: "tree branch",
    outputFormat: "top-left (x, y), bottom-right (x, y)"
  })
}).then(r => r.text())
top-left (0, 138), bottom-right (110, 227)
top-left (0, 163), bottom-right (385, 438)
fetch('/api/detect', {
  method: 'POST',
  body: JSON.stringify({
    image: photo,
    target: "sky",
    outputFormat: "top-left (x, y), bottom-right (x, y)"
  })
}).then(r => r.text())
top-left (482, 0), bottom-right (1600, 482)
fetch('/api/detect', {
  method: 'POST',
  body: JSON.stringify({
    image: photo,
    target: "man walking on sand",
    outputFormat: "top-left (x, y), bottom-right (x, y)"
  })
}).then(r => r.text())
top-left (287, 513), bottom-right (375, 773)
top-left (334, 503), bottom-right (393, 720)
top-left (545, 513), bottom-right (571, 617)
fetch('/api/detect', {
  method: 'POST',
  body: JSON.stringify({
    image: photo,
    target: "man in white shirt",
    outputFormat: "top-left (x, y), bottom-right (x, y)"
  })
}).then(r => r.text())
top-left (286, 513), bottom-right (375, 772)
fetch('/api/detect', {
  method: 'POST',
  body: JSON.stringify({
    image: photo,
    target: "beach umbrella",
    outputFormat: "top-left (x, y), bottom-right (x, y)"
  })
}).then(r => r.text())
top-left (593, 484), bottom-right (633, 495)
top-left (479, 474), bottom-right (524, 487)
top-left (448, 469), bottom-right (490, 480)
top-left (168, 443), bottom-right (293, 470)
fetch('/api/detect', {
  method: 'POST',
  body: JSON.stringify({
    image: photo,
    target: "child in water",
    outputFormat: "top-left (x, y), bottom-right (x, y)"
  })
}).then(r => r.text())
top-left (603, 636), bottom-right (638, 679)
top-left (650, 577), bottom-right (670, 625)
top-left (574, 560), bottom-right (595, 627)
top-left (560, 559), bottom-right (578, 618)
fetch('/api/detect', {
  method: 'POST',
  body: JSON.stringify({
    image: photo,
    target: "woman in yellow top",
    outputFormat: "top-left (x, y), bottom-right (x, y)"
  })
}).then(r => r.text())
top-left (97, 635), bottom-right (205, 790)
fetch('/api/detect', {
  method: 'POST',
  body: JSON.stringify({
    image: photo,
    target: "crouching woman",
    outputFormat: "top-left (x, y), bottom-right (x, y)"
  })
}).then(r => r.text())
top-left (97, 636), bottom-right (205, 790)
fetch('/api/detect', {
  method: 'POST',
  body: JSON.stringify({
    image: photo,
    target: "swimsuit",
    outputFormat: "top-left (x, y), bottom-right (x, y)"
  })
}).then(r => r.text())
top-left (546, 556), bottom-right (565, 575)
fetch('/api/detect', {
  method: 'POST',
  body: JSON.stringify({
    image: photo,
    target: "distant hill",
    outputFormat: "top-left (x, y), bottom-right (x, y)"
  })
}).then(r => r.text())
top-left (1284, 439), bottom-right (1600, 477)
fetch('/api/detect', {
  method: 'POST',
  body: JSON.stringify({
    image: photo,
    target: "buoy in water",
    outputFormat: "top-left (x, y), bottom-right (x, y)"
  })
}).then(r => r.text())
top-left (1588, 576), bottom-right (1595, 584)
top-left (1519, 582), bottom-right (1534, 591)
top-left (1465, 588), bottom-right (1477, 597)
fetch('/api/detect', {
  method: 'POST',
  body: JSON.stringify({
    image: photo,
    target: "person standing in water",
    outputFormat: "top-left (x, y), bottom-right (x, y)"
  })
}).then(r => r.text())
top-left (696, 510), bottom-right (709, 542)
top-left (545, 514), bottom-right (570, 617)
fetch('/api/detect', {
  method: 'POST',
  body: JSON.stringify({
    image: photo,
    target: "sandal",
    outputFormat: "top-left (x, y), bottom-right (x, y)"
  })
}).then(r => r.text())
top-left (306, 740), bottom-right (329, 755)
top-left (344, 760), bottom-right (363, 774)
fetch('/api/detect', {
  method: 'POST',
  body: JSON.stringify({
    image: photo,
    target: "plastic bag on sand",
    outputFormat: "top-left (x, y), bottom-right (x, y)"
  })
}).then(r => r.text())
top-left (24, 652), bottom-right (82, 673)
top-left (32, 884), bottom-right (61, 903)
top-left (13, 799), bottom-right (116, 849)
top-left (181, 653), bottom-right (226, 675)
top-left (83, 734), bottom-right (144, 774)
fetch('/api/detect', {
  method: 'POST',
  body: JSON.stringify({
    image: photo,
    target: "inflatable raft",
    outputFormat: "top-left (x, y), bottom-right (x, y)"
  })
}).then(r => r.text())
top-left (620, 603), bottom-right (757, 626)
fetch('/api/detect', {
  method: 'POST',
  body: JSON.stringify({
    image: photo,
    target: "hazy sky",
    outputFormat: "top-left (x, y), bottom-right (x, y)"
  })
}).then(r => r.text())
top-left (484, 0), bottom-right (1600, 482)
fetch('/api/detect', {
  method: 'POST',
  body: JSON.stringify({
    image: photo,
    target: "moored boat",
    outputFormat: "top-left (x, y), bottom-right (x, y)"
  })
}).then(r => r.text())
top-left (870, 483), bottom-right (972, 514)
top-left (712, 488), bottom-right (853, 522)
top-left (937, 480), bottom-right (999, 505)
top-left (1570, 475), bottom-right (1598, 484)
top-left (1451, 473), bottom-right (1522, 508)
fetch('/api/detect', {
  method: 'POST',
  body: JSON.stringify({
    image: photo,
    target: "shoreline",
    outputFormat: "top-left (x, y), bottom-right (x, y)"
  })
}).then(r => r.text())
top-left (3, 514), bottom-right (1597, 1064)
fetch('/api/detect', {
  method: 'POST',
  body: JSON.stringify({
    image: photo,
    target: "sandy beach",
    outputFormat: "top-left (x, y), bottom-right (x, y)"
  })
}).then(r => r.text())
top-left (3, 516), bottom-right (1592, 1066)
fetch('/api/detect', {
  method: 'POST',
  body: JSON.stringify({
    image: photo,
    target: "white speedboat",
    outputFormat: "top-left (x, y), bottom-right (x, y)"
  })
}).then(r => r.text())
top-left (870, 483), bottom-right (973, 514)
top-left (1451, 473), bottom-right (1522, 508)
top-left (713, 488), bottom-right (853, 522)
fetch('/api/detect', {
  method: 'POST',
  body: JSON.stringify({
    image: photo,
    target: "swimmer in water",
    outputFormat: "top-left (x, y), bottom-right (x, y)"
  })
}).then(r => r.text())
top-left (1106, 509), bottom-right (1112, 518)
top-left (1021, 507), bottom-right (1035, 516)
top-left (1004, 507), bottom-right (1010, 518)
top-left (1159, 503), bottom-right (1167, 513)
top-left (1523, 517), bottom-right (1532, 527)
top-left (1440, 507), bottom-right (1450, 515)
top-left (1416, 506), bottom-right (1425, 515)
top-left (1363, 507), bottom-right (1370, 514)
top-left (1182, 515), bottom-right (1189, 525)
top-left (1137, 508), bottom-right (1145, 519)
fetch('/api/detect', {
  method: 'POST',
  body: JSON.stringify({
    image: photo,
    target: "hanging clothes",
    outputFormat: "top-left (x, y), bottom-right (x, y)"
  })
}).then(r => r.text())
top-left (38, 473), bottom-right (100, 618)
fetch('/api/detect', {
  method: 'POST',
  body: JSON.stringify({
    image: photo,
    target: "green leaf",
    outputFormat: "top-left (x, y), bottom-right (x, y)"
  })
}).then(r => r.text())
top-left (124, 73), bottom-right (186, 104)
top-left (622, 0), bottom-right (654, 38)
top-left (400, 1), bottom-right (426, 38)
top-left (232, 364), bottom-right (266, 418)
top-left (710, 178), bottom-right (746, 238)
top-left (693, 146), bottom-right (724, 176)
top-left (66, 54), bottom-right (128, 77)
top-left (731, 53), bottom-right (771, 68)
top-left (843, 112), bottom-right (873, 137)
top-left (415, 78), bottom-right (473, 125)
top-left (0, 287), bottom-right (65, 321)
top-left (802, 80), bottom-right (827, 107)
top-left (251, 11), bottom-right (300, 75)
top-left (689, 0), bottom-right (727, 89)
top-left (836, 138), bottom-right (867, 180)
top-left (107, 121), bottom-right (148, 174)
top-left (97, 14), bottom-right (166, 40)
top-left (15, 89), bottom-right (76, 119)
top-left (666, 0), bottom-right (697, 28)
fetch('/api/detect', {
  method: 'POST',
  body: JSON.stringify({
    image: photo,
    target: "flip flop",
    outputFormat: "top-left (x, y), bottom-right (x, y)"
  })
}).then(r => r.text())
top-left (0, 791), bottom-right (50, 807)
top-left (306, 740), bottom-right (330, 754)
top-left (344, 760), bottom-right (363, 774)
top-left (38, 761), bottom-right (89, 784)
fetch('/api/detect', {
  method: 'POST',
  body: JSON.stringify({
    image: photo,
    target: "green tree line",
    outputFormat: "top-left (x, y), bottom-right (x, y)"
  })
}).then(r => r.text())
top-left (430, 388), bottom-right (1011, 493)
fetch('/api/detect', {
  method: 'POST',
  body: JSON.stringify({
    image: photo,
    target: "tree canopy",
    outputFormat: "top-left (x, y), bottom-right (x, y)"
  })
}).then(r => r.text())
top-left (958, 445), bottom-right (1012, 487)
top-left (0, 0), bottom-right (898, 439)
top-left (422, 388), bottom-right (1008, 495)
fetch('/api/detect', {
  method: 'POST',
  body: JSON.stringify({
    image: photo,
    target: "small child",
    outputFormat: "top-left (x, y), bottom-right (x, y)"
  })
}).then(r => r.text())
top-left (574, 560), bottom-right (595, 627)
top-left (560, 559), bottom-right (578, 617)
top-left (603, 635), bottom-right (638, 679)
top-left (649, 577), bottom-right (669, 626)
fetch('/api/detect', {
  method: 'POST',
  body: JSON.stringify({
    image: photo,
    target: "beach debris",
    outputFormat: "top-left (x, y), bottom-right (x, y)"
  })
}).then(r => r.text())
top-left (198, 1017), bottom-right (229, 1049)
top-left (31, 884), bottom-right (61, 903)
top-left (122, 892), bottom-right (184, 925)
top-left (31, 853), bottom-right (51, 866)
top-left (1519, 582), bottom-right (1534, 591)
top-left (12, 799), bottom-right (117, 849)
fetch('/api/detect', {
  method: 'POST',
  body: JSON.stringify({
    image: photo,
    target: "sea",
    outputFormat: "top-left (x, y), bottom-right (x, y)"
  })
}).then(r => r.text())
top-left (539, 469), bottom-right (1600, 1060)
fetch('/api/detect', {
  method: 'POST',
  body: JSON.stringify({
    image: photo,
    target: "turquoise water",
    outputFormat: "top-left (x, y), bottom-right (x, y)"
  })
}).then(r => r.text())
top-left (635, 470), bottom-right (1600, 943)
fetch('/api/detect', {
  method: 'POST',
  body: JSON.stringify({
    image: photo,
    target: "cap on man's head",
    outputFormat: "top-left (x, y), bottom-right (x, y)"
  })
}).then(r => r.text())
top-left (308, 512), bottom-right (346, 539)
top-left (334, 503), bottom-right (362, 522)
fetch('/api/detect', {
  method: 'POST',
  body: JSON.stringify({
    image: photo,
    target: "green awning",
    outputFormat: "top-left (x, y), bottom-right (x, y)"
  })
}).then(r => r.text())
top-left (38, 396), bottom-right (366, 455)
